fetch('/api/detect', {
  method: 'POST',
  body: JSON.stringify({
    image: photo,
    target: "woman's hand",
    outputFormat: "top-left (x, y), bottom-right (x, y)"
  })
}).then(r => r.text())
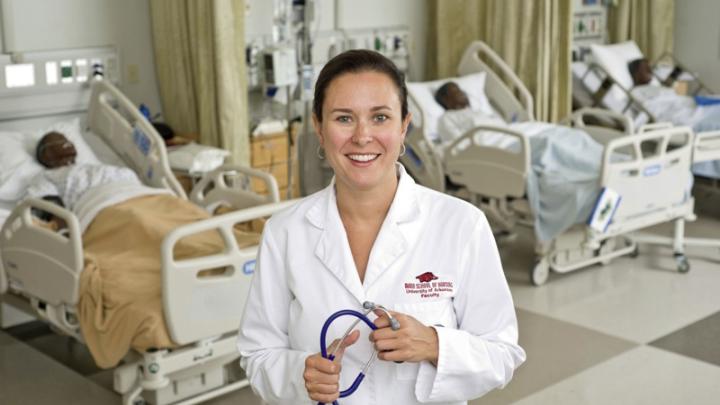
top-left (303, 330), bottom-right (360, 403)
top-left (370, 310), bottom-right (439, 365)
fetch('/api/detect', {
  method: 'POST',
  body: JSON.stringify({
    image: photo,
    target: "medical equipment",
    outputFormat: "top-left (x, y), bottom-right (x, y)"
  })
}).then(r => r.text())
top-left (262, 47), bottom-right (299, 87)
top-left (318, 301), bottom-right (400, 405)
top-left (0, 76), bottom-right (290, 404)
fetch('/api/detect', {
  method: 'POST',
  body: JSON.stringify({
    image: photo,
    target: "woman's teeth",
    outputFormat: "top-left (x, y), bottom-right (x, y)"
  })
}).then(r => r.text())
top-left (348, 154), bottom-right (379, 162)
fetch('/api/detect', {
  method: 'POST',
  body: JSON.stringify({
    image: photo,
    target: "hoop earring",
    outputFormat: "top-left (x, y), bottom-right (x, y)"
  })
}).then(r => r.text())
top-left (399, 143), bottom-right (406, 157)
top-left (316, 145), bottom-right (325, 160)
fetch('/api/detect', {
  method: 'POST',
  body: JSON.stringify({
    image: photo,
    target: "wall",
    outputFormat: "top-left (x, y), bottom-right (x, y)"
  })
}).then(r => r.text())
top-left (674, 0), bottom-right (720, 92)
top-left (0, 0), bottom-right (162, 114)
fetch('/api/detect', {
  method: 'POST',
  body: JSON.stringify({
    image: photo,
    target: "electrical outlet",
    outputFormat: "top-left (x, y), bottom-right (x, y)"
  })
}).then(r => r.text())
top-left (126, 64), bottom-right (140, 84)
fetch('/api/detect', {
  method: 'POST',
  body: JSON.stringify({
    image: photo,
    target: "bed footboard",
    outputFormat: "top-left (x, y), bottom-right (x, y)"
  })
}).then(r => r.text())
top-left (161, 199), bottom-right (297, 345)
top-left (693, 130), bottom-right (720, 163)
top-left (444, 125), bottom-right (530, 200)
top-left (598, 127), bottom-right (695, 238)
top-left (190, 164), bottom-right (281, 211)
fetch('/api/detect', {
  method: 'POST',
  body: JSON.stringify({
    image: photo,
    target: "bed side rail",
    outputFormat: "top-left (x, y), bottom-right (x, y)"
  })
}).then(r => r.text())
top-left (444, 125), bottom-right (530, 199)
top-left (161, 199), bottom-right (298, 345)
top-left (582, 62), bottom-right (657, 124)
top-left (694, 130), bottom-right (720, 164)
top-left (600, 127), bottom-right (694, 235)
top-left (457, 40), bottom-right (534, 122)
top-left (400, 125), bottom-right (446, 192)
top-left (86, 80), bottom-right (186, 199)
top-left (636, 122), bottom-right (674, 134)
top-left (652, 52), bottom-right (715, 95)
top-left (190, 164), bottom-right (281, 211)
top-left (563, 107), bottom-right (634, 145)
top-left (0, 199), bottom-right (83, 306)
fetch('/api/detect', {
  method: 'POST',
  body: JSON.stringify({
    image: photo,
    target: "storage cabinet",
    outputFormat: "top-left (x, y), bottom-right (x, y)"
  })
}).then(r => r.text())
top-left (250, 130), bottom-right (299, 199)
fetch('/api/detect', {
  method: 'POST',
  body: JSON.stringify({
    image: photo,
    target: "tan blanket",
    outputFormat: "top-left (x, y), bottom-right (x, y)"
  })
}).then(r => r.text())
top-left (78, 194), bottom-right (261, 368)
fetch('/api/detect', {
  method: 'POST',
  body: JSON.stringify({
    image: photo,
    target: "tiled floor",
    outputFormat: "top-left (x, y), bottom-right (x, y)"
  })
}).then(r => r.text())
top-left (1, 195), bottom-right (719, 404)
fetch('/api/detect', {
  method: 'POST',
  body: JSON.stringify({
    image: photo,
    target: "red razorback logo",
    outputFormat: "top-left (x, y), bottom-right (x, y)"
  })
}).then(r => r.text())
top-left (415, 272), bottom-right (438, 283)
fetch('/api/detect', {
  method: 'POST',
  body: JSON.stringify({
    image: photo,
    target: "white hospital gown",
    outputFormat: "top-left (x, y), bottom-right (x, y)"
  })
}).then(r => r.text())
top-left (26, 164), bottom-right (141, 210)
top-left (437, 108), bottom-right (506, 144)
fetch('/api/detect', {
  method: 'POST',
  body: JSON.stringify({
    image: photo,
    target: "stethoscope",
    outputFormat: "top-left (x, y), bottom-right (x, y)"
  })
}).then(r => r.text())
top-left (317, 301), bottom-right (401, 405)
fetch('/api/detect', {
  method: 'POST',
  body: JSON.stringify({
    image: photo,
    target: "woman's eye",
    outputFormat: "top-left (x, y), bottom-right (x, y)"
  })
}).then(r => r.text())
top-left (374, 114), bottom-right (388, 122)
top-left (336, 116), bottom-right (351, 123)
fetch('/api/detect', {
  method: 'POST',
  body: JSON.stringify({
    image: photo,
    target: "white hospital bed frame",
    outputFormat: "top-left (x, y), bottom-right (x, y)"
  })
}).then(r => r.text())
top-left (0, 79), bottom-right (290, 404)
top-left (402, 40), bottom-right (535, 192)
top-left (401, 41), bottom-right (701, 285)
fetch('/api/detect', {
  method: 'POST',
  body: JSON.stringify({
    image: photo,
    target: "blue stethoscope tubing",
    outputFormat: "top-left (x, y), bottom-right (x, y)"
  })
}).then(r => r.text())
top-left (317, 309), bottom-right (378, 405)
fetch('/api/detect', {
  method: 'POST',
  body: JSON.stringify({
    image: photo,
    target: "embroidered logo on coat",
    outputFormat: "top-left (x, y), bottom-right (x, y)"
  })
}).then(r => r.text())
top-left (405, 272), bottom-right (454, 299)
top-left (415, 272), bottom-right (438, 283)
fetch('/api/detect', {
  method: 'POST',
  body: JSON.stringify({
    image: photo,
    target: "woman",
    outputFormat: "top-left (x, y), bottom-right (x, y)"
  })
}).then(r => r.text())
top-left (237, 50), bottom-right (525, 405)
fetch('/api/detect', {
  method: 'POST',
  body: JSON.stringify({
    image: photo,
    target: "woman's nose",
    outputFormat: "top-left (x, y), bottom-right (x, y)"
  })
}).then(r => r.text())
top-left (352, 120), bottom-right (372, 145)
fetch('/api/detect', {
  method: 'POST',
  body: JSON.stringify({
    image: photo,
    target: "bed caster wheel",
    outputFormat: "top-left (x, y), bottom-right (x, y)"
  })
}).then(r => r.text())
top-left (598, 242), bottom-right (613, 265)
top-left (674, 253), bottom-right (690, 273)
top-left (530, 259), bottom-right (550, 286)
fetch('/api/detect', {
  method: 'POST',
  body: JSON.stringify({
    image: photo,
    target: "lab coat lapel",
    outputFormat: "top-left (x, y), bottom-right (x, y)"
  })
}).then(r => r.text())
top-left (363, 165), bottom-right (421, 289)
top-left (306, 181), bottom-right (366, 305)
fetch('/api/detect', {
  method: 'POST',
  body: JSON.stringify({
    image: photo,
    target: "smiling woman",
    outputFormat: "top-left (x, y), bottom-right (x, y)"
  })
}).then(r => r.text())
top-left (237, 50), bottom-right (525, 405)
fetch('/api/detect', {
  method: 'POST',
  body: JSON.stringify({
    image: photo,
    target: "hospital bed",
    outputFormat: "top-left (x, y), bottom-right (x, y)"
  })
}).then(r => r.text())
top-left (572, 41), bottom-right (715, 124)
top-left (572, 41), bottom-right (720, 182)
top-left (0, 79), bottom-right (291, 404)
top-left (401, 41), bottom-right (699, 285)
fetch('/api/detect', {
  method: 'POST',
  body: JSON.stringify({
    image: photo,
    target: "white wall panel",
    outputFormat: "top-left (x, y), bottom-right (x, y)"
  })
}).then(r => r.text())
top-left (0, 0), bottom-right (162, 115)
top-left (674, 0), bottom-right (720, 92)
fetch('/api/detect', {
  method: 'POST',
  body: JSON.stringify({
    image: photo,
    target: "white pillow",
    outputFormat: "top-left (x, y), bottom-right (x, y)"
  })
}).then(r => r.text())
top-left (589, 41), bottom-right (644, 90)
top-left (408, 72), bottom-right (494, 139)
top-left (0, 131), bottom-right (43, 201)
top-left (0, 118), bottom-right (101, 201)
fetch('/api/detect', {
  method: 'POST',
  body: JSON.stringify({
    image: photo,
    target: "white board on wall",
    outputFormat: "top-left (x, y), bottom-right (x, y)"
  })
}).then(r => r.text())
top-left (1, 0), bottom-right (115, 52)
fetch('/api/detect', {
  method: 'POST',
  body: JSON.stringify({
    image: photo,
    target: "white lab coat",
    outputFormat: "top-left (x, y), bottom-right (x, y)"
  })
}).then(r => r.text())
top-left (237, 165), bottom-right (525, 405)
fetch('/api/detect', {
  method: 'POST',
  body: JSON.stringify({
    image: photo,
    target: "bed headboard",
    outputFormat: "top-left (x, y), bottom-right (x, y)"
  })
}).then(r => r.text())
top-left (457, 41), bottom-right (535, 122)
top-left (86, 80), bottom-right (186, 198)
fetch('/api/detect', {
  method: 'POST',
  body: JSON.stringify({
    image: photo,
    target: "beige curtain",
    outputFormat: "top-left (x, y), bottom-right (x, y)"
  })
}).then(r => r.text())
top-left (427, 0), bottom-right (573, 122)
top-left (607, 0), bottom-right (674, 62)
top-left (150, 0), bottom-right (249, 164)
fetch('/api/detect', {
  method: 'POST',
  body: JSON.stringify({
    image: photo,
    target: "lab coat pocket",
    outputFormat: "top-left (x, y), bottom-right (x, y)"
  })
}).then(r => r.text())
top-left (392, 300), bottom-right (455, 380)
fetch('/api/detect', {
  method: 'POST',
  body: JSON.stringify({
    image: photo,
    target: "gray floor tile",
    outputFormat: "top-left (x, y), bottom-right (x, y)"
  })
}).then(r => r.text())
top-left (513, 346), bottom-right (720, 405)
top-left (0, 330), bottom-right (117, 405)
top-left (471, 309), bottom-right (637, 405)
top-left (650, 310), bottom-right (720, 367)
